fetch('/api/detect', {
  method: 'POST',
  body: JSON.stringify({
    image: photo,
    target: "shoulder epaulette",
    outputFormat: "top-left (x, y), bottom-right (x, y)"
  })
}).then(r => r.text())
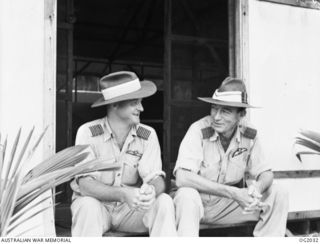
top-left (137, 126), bottom-right (151, 140)
top-left (201, 127), bottom-right (214, 139)
top-left (242, 126), bottom-right (257, 139)
top-left (89, 124), bottom-right (104, 137)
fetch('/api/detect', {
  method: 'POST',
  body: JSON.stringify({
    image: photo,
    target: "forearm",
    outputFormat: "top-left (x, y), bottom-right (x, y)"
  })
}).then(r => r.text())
top-left (78, 177), bottom-right (128, 202)
top-left (176, 169), bottom-right (237, 199)
top-left (149, 176), bottom-right (166, 196)
top-left (256, 170), bottom-right (273, 194)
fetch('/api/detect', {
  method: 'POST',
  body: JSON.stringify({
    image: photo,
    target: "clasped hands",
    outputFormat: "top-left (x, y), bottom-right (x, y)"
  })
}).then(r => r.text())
top-left (124, 184), bottom-right (156, 212)
top-left (235, 181), bottom-right (266, 214)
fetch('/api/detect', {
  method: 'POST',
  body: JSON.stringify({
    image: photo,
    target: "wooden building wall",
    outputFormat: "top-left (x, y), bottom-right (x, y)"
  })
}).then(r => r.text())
top-left (0, 0), bottom-right (56, 236)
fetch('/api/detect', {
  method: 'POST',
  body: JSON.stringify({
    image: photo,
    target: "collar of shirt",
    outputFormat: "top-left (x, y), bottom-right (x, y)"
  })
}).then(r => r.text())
top-left (102, 117), bottom-right (138, 143)
top-left (102, 117), bottom-right (113, 141)
top-left (209, 124), bottom-right (241, 144)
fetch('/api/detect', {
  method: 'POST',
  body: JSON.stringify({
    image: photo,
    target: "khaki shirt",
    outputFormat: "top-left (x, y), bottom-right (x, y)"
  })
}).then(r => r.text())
top-left (71, 117), bottom-right (165, 195)
top-left (174, 116), bottom-right (271, 185)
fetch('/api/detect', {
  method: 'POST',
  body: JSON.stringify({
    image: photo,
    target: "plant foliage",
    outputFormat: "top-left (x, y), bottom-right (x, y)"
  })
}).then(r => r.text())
top-left (295, 130), bottom-right (320, 162)
top-left (0, 128), bottom-right (119, 236)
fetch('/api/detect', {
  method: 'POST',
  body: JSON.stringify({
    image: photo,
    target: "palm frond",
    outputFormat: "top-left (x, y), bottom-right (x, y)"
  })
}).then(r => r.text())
top-left (0, 127), bottom-right (119, 236)
top-left (1, 128), bottom-right (21, 195)
top-left (13, 224), bottom-right (43, 238)
top-left (23, 145), bottom-right (89, 183)
top-left (0, 144), bottom-right (4, 198)
top-left (300, 130), bottom-right (320, 144)
top-left (1, 165), bottom-right (24, 236)
top-left (295, 130), bottom-right (320, 162)
top-left (7, 128), bottom-right (34, 186)
top-left (18, 167), bottom-right (77, 200)
top-left (11, 191), bottom-right (62, 222)
top-left (296, 138), bottom-right (320, 152)
top-left (7, 203), bottom-right (59, 236)
top-left (28, 126), bottom-right (48, 158)
top-left (15, 160), bottom-right (120, 215)
top-left (10, 194), bottom-right (53, 225)
top-left (2, 135), bottom-right (8, 162)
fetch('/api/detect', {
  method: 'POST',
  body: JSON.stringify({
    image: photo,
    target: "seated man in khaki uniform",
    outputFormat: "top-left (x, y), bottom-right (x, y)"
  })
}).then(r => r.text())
top-left (70, 71), bottom-right (177, 236)
top-left (173, 77), bottom-right (289, 236)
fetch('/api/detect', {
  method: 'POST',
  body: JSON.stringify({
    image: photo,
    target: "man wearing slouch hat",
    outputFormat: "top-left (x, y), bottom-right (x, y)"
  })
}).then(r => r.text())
top-left (70, 71), bottom-right (177, 236)
top-left (173, 77), bottom-right (289, 236)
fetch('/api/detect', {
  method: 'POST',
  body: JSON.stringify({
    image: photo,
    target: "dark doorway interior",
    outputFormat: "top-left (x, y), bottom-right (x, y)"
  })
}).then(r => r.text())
top-left (56, 0), bottom-right (229, 231)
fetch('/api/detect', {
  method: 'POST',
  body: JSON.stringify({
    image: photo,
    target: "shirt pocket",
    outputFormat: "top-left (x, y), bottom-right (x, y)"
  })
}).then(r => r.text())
top-left (201, 144), bottom-right (221, 181)
top-left (200, 160), bottom-right (220, 182)
top-left (97, 157), bottom-right (116, 185)
top-left (225, 153), bottom-right (247, 184)
top-left (122, 152), bottom-right (141, 185)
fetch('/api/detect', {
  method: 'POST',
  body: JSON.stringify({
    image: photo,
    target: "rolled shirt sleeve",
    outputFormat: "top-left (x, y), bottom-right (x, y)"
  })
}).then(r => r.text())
top-left (138, 128), bottom-right (165, 184)
top-left (247, 136), bottom-right (272, 179)
top-left (173, 122), bottom-right (203, 176)
top-left (70, 124), bottom-right (100, 194)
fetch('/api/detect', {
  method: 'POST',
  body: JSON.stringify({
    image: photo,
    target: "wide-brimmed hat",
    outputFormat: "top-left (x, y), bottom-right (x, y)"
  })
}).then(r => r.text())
top-left (198, 77), bottom-right (255, 108)
top-left (92, 71), bottom-right (157, 108)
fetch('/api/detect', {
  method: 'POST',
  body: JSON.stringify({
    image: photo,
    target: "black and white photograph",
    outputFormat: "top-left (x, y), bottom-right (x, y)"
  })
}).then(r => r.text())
top-left (1, 0), bottom-right (320, 241)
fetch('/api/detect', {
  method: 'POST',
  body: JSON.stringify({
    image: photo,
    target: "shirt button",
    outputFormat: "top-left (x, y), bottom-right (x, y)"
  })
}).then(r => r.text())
top-left (117, 173), bottom-right (121, 177)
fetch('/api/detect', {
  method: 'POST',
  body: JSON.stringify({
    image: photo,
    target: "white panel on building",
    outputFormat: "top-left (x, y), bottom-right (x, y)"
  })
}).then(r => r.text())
top-left (247, 0), bottom-right (320, 211)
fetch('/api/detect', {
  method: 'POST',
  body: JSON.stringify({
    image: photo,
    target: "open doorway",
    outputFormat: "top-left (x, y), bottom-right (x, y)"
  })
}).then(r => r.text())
top-left (56, 0), bottom-right (230, 233)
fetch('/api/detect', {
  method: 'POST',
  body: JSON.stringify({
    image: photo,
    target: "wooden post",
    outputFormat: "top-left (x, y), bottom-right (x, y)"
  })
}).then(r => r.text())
top-left (66, 0), bottom-right (74, 147)
top-left (228, 0), bottom-right (236, 77)
top-left (164, 0), bottom-right (172, 192)
top-left (44, 0), bottom-right (57, 230)
top-left (234, 0), bottom-right (250, 119)
top-left (44, 0), bottom-right (56, 160)
top-left (301, 220), bottom-right (311, 235)
top-left (234, 0), bottom-right (249, 80)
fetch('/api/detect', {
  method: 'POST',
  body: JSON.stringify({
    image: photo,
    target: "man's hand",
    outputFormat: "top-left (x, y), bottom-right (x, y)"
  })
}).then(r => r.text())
top-left (248, 181), bottom-right (262, 199)
top-left (137, 184), bottom-right (156, 211)
top-left (122, 184), bottom-right (156, 211)
top-left (233, 188), bottom-right (256, 210)
top-left (122, 187), bottom-right (141, 209)
top-left (238, 181), bottom-right (266, 213)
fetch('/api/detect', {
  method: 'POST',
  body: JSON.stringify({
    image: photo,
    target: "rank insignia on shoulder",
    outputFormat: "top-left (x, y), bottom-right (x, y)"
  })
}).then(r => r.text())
top-left (242, 126), bottom-right (257, 140)
top-left (137, 126), bottom-right (151, 140)
top-left (201, 127), bottom-right (214, 139)
top-left (232, 147), bottom-right (248, 158)
top-left (89, 124), bottom-right (104, 137)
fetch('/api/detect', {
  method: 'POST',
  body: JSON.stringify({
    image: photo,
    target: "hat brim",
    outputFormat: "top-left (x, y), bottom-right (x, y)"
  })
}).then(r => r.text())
top-left (91, 80), bottom-right (157, 108)
top-left (197, 97), bottom-right (257, 108)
